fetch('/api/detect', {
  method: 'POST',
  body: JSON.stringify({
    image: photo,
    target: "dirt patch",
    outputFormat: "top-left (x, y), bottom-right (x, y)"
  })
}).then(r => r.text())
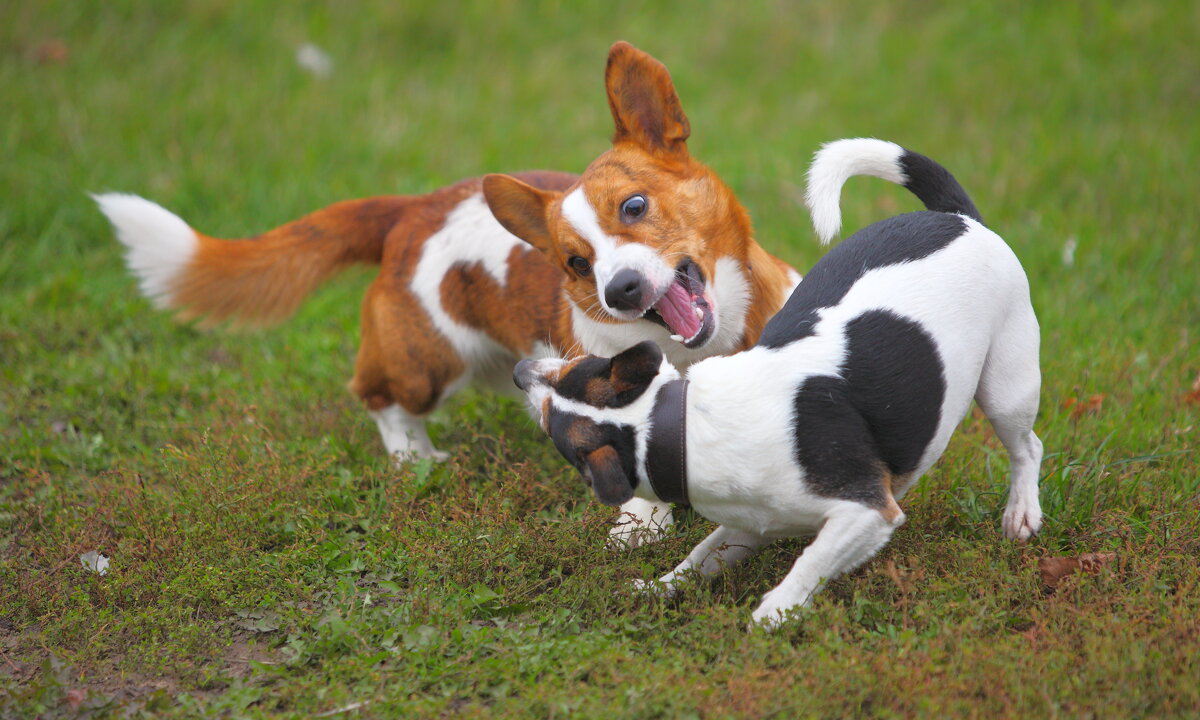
top-left (1, 624), bottom-right (281, 715)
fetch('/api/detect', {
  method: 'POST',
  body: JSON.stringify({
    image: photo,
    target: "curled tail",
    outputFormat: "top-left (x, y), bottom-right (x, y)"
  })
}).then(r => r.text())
top-left (805, 138), bottom-right (984, 245)
top-left (94, 193), bottom-right (412, 327)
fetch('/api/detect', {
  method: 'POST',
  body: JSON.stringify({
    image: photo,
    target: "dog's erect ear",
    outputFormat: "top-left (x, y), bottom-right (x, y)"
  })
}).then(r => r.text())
top-left (609, 340), bottom-right (664, 393)
top-left (605, 41), bottom-right (691, 160)
top-left (483, 174), bottom-right (559, 256)
top-left (582, 445), bottom-right (634, 506)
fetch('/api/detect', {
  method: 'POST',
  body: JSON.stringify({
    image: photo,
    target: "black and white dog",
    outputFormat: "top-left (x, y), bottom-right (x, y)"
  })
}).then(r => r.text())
top-left (514, 138), bottom-right (1044, 628)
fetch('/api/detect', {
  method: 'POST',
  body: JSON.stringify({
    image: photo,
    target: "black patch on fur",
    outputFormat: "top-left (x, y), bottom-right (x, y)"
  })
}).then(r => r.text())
top-left (547, 407), bottom-right (639, 502)
top-left (554, 357), bottom-right (612, 403)
top-left (555, 343), bottom-right (661, 408)
top-left (610, 340), bottom-right (664, 391)
top-left (898, 150), bottom-right (984, 225)
top-left (758, 212), bottom-right (968, 349)
top-left (791, 310), bottom-right (945, 506)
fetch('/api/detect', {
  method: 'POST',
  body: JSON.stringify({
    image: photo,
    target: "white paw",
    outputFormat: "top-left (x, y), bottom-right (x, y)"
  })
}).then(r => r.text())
top-left (390, 448), bottom-right (451, 466)
top-left (1002, 497), bottom-right (1042, 541)
top-left (749, 588), bottom-right (810, 631)
top-left (608, 523), bottom-right (665, 549)
top-left (630, 578), bottom-right (677, 599)
top-left (607, 509), bottom-right (673, 550)
top-left (749, 602), bottom-right (793, 631)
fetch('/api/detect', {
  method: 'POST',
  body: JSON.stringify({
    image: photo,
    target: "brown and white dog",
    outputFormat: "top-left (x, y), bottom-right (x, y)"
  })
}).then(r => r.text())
top-left (94, 42), bottom-right (799, 544)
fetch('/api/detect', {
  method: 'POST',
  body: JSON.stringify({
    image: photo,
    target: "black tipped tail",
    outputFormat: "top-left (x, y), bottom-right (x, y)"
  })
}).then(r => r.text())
top-left (897, 149), bottom-right (984, 225)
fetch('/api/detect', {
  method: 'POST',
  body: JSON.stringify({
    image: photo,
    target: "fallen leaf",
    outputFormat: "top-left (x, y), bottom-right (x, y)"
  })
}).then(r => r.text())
top-left (34, 39), bottom-right (69, 65)
top-left (1061, 236), bottom-right (1078, 267)
top-left (879, 559), bottom-right (925, 597)
top-left (1184, 372), bottom-right (1200, 406)
top-left (1066, 393), bottom-right (1106, 420)
top-left (79, 550), bottom-right (110, 576)
top-left (1038, 552), bottom-right (1116, 591)
top-left (296, 43), bottom-right (333, 77)
top-left (66, 688), bottom-right (87, 709)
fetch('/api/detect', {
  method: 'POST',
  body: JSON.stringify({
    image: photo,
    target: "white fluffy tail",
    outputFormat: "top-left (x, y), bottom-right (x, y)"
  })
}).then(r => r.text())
top-left (93, 193), bottom-right (197, 307)
top-left (805, 138), bottom-right (984, 245)
top-left (805, 138), bottom-right (906, 245)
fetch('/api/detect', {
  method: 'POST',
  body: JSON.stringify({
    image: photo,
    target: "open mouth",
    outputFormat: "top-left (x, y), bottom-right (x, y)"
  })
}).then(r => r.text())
top-left (643, 259), bottom-right (715, 349)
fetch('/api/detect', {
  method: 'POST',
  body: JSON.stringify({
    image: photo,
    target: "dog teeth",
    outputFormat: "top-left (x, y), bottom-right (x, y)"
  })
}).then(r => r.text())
top-left (670, 334), bottom-right (685, 342)
top-left (694, 307), bottom-right (704, 320)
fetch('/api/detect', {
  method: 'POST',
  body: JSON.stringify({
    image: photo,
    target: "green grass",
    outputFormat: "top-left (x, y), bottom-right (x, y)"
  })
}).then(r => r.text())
top-left (2, 0), bottom-right (1198, 717)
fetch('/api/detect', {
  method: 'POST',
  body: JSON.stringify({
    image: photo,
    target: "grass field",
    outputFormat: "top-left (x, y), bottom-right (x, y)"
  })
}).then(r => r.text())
top-left (2, 1), bottom-right (1198, 717)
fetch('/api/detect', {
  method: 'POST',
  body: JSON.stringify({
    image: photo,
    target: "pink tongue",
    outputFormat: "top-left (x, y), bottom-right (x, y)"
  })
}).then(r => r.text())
top-left (653, 281), bottom-right (701, 338)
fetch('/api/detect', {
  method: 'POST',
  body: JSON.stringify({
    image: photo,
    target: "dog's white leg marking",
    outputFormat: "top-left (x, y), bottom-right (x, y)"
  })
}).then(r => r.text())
top-left (609, 498), bottom-right (674, 549)
top-left (634, 525), bottom-right (767, 598)
top-left (751, 505), bottom-right (903, 629)
top-left (976, 305), bottom-right (1044, 541)
top-left (368, 404), bottom-right (450, 464)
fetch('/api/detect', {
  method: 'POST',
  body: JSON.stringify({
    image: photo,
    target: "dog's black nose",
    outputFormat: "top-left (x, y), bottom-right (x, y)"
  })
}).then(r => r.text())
top-left (604, 269), bottom-right (647, 312)
top-left (513, 359), bottom-right (538, 392)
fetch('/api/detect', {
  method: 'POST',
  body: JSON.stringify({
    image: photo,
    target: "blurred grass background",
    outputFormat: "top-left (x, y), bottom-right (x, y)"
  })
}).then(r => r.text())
top-left (1, 1), bottom-right (1197, 717)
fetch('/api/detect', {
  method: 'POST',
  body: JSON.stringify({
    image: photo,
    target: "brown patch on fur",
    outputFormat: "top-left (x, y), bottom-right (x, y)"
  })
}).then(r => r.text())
top-left (584, 377), bottom-right (616, 406)
top-left (879, 472), bottom-right (905, 523)
top-left (350, 274), bottom-right (465, 417)
top-left (553, 357), bottom-right (621, 407)
top-left (552, 356), bottom-right (591, 384)
top-left (567, 417), bottom-right (599, 448)
top-left (740, 249), bottom-right (797, 348)
top-left (439, 246), bottom-right (569, 355)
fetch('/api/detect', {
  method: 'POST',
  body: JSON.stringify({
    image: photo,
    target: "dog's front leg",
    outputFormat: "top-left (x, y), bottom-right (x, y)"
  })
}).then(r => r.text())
top-left (608, 498), bottom-right (674, 549)
top-left (751, 505), bottom-right (904, 629)
top-left (634, 525), bottom-right (767, 598)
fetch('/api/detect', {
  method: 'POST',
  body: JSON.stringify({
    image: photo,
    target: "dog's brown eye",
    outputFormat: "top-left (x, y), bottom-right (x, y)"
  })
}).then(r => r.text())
top-left (620, 194), bottom-right (647, 222)
top-left (568, 255), bottom-right (592, 276)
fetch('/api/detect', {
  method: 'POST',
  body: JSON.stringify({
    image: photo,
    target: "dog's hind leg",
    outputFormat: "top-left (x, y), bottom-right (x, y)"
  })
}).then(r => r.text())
top-left (751, 503), bottom-right (903, 629)
top-left (366, 404), bottom-right (449, 463)
top-left (975, 305), bottom-right (1044, 541)
top-left (350, 278), bottom-right (466, 463)
top-left (635, 525), bottom-right (767, 598)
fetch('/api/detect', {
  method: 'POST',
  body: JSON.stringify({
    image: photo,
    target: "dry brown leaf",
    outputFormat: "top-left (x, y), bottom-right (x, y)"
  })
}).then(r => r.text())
top-left (1039, 552), bottom-right (1117, 591)
top-left (34, 40), bottom-right (69, 65)
top-left (66, 688), bottom-right (87, 710)
top-left (1065, 393), bottom-right (1107, 420)
top-left (1184, 372), bottom-right (1200, 406)
top-left (879, 559), bottom-right (925, 597)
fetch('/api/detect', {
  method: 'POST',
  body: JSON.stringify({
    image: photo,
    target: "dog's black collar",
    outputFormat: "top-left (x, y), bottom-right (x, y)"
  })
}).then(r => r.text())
top-left (645, 378), bottom-right (689, 506)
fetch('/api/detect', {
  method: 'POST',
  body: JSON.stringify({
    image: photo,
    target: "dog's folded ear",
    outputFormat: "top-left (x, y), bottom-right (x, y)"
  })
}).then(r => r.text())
top-left (610, 340), bottom-right (664, 393)
top-left (483, 174), bottom-right (559, 257)
top-left (605, 41), bottom-right (691, 161)
top-left (583, 445), bottom-right (635, 506)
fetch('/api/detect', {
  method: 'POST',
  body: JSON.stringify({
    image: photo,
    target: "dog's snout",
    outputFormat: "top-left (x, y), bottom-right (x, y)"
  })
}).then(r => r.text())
top-left (513, 359), bottom-right (539, 392)
top-left (604, 269), bottom-right (647, 312)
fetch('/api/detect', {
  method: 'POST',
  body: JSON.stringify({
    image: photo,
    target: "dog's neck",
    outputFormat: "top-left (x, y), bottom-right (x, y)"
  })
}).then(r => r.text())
top-left (644, 378), bottom-right (689, 505)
